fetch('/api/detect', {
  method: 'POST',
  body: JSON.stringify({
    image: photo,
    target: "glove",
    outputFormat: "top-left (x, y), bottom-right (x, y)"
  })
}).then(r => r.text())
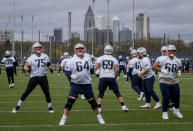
top-left (177, 70), bottom-right (181, 77)
top-left (28, 67), bottom-right (31, 73)
top-left (71, 74), bottom-right (77, 80)
top-left (49, 68), bottom-right (53, 73)
top-left (95, 69), bottom-right (99, 77)
top-left (161, 69), bottom-right (169, 75)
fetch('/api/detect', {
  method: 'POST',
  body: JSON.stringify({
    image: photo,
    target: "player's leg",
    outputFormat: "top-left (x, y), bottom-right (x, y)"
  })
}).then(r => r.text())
top-left (6, 68), bottom-right (11, 87)
top-left (97, 78), bottom-right (107, 112)
top-left (12, 77), bottom-right (38, 113)
top-left (172, 84), bottom-right (183, 118)
top-left (159, 83), bottom-right (170, 119)
top-left (39, 76), bottom-right (54, 113)
top-left (59, 82), bottom-right (78, 125)
top-left (10, 68), bottom-right (14, 88)
top-left (109, 78), bottom-right (129, 111)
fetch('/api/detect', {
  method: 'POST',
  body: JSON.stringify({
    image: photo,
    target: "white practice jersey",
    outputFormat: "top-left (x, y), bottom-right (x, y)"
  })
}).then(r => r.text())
top-left (26, 53), bottom-right (50, 78)
top-left (65, 54), bottom-right (92, 84)
top-left (61, 58), bottom-right (71, 70)
top-left (156, 56), bottom-right (181, 78)
top-left (96, 54), bottom-right (118, 78)
top-left (140, 57), bottom-right (154, 79)
top-left (1, 57), bottom-right (15, 68)
top-left (128, 57), bottom-right (141, 75)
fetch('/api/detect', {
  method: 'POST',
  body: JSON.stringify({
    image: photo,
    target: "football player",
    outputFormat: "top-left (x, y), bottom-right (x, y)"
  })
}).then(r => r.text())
top-left (117, 55), bottom-right (127, 79)
top-left (128, 49), bottom-right (144, 100)
top-left (94, 45), bottom-right (129, 113)
top-left (137, 47), bottom-right (161, 109)
top-left (12, 42), bottom-right (54, 113)
top-left (1, 51), bottom-right (15, 88)
top-left (59, 43), bottom-right (105, 125)
top-left (152, 45), bottom-right (183, 119)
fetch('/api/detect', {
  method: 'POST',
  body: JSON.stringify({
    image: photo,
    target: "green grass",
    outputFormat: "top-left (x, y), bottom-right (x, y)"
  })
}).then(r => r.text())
top-left (0, 69), bottom-right (193, 131)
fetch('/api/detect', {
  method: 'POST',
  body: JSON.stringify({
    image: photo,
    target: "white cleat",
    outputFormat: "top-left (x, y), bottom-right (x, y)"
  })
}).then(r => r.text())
top-left (12, 83), bottom-right (14, 88)
top-left (154, 102), bottom-right (162, 109)
top-left (12, 105), bottom-right (20, 113)
top-left (116, 77), bottom-right (120, 80)
top-left (162, 112), bottom-right (169, 120)
top-left (124, 75), bottom-right (127, 78)
top-left (97, 115), bottom-right (105, 125)
top-left (140, 103), bottom-right (151, 109)
top-left (59, 118), bottom-right (66, 126)
top-left (121, 105), bottom-right (129, 112)
top-left (9, 84), bottom-right (12, 88)
top-left (137, 92), bottom-right (144, 101)
top-left (48, 107), bottom-right (54, 113)
top-left (80, 95), bottom-right (85, 100)
top-left (173, 110), bottom-right (183, 119)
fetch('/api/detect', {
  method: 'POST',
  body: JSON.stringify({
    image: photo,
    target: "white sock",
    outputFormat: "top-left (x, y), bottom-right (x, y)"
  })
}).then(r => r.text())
top-left (17, 99), bottom-right (23, 106)
top-left (48, 103), bottom-right (52, 108)
top-left (62, 114), bottom-right (67, 120)
top-left (174, 108), bottom-right (179, 112)
top-left (97, 114), bottom-right (101, 118)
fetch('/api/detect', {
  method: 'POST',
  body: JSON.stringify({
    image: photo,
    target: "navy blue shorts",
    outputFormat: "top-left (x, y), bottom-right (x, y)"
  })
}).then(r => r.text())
top-left (98, 78), bottom-right (119, 92)
top-left (69, 82), bottom-right (95, 99)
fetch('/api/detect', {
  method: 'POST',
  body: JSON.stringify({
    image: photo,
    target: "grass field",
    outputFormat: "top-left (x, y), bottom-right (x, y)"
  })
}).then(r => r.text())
top-left (0, 69), bottom-right (193, 131)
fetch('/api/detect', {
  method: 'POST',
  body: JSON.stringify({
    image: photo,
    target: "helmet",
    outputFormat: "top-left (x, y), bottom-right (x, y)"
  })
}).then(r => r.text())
top-left (167, 45), bottom-right (176, 57)
top-left (104, 45), bottom-right (113, 54)
top-left (63, 52), bottom-right (69, 58)
top-left (5, 51), bottom-right (10, 56)
top-left (167, 45), bottom-right (176, 51)
top-left (161, 46), bottom-right (168, 55)
top-left (32, 42), bottom-right (42, 49)
top-left (137, 47), bottom-right (147, 56)
top-left (119, 55), bottom-right (122, 59)
top-left (91, 55), bottom-right (95, 59)
top-left (131, 49), bottom-right (137, 57)
top-left (74, 43), bottom-right (85, 50)
top-left (74, 43), bottom-right (85, 56)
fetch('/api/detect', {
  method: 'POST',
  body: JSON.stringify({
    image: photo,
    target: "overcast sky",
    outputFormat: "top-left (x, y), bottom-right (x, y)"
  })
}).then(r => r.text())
top-left (1, 0), bottom-right (193, 42)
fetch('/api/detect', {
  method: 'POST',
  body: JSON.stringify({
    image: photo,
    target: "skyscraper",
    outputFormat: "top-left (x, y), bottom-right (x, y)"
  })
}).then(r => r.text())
top-left (84, 5), bottom-right (95, 41)
top-left (136, 12), bottom-right (150, 40)
top-left (119, 28), bottom-right (132, 42)
top-left (96, 16), bottom-right (108, 30)
top-left (54, 28), bottom-right (63, 42)
top-left (112, 16), bottom-right (120, 42)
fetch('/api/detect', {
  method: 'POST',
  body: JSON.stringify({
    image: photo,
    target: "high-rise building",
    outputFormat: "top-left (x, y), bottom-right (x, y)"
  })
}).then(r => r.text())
top-left (112, 16), bottom-right (120, 42)
top-left (72, 32), bottom-right (80, 39)
top-left (54, 28), bottom-right (63, 42)
top-left (0, 30), bottom-right (13, 41)
top-left (119, 28), bottom-right (132, 42)
top-left (84, 5), bottom-right (95, 41)
top-left (96, 16), bottom-right (108, 30)
top-left (136, 12), bottom-right (150, 40)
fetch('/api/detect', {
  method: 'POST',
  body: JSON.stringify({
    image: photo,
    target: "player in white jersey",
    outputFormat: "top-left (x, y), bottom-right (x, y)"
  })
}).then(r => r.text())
top-left (61, 52), bottom-right (71, 81)
top-left (128, 50), bottom-right (144, 100)
top-left (59, 43), bottom-right (105, 126)
top-left (1, 51), bottom-right (15, 88)
top-left (152, 45), bottom-right (183, 119)
top-left (137, 47), bottom-right (161, 109)
top-left (94, 45), bottom-right (129, 113)
top-left (12, 43), bottom-right (54, 113)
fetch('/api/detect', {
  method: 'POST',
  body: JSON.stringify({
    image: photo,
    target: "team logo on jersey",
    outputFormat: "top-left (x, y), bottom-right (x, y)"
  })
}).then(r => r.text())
top-left (175, 61), bottom-right (180, 65)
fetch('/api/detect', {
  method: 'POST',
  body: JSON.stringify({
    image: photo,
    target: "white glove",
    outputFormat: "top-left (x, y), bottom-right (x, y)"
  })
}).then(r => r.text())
top-left (161, 69), bottom-right (169, 75)
top-left (71, 74), bottom-right (77, 80)
top-left (177, 70), bottom-right (181, 77)
top-left (95, 69), bottom-right (99, 75)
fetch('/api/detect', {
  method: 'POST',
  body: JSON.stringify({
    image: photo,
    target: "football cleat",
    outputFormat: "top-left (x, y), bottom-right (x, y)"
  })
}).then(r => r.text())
top-left (59, 117), bottom-right (66, 126)
top-left (154, 102), bottom-right (162, 109)
top-left (121, 105), bottom-right (129, 112)
top-left (48, 107), bottom-right (54, 113)
top-left (9, 84), bottom-right (12, 88)
top-left (162, 112), bottom-right (169, 120)
top-left (173, 110), bottom-right (183, 119)
top-left (137, 92), bottom-right (144, 101)
top-left (11, 83), bottom-right (14, 88)
top-left (97, 115), bottom-right (105, 125)
top-left (80, 95), bottom-right (85, 100)
top-left (12, 105), bottom-right (20, 113)
top-left (140, 103), bottom-right (151, 109)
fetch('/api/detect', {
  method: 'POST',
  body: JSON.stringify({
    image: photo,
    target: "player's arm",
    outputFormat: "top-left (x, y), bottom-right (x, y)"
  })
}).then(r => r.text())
top-left (24, 64), bottom-right (31, 72)
top-left (114, 64), bottom-right (119, 78)
top-left (152, 61), bottom-right (161, 72)
top-left (47, 62), bottom-right (53, 73)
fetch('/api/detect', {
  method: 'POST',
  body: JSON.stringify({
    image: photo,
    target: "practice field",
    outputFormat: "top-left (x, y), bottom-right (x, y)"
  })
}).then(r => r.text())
top-left (0, 69), bottom-right (193, 131)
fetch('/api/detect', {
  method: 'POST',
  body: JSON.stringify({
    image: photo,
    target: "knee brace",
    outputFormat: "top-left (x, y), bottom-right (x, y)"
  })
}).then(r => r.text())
top-left (113, 89), bottom-right (122, 98)
top-left (88, 99), bottom-right (98, 110)
top-left (64, 98), bottom-right (75, 110)
top-left (98, 90), bottom-right (105, 99)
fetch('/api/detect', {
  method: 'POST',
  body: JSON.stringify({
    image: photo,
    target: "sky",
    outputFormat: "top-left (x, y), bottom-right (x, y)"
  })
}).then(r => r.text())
top-left (0, 0), bottom-right (193, 42)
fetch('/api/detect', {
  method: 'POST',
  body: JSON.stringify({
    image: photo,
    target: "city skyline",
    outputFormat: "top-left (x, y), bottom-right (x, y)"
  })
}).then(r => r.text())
top-left (0, 0), bottom-right (193, 42)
